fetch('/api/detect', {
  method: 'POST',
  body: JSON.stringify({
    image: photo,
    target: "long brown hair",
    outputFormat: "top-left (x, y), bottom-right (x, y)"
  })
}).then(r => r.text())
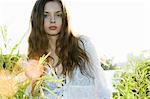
top-left (28, 0), bottom-right (92, 78)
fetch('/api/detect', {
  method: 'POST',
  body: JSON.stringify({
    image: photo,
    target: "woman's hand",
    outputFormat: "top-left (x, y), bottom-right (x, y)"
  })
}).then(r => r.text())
top-left (25, 59), bottom-right (44, 79)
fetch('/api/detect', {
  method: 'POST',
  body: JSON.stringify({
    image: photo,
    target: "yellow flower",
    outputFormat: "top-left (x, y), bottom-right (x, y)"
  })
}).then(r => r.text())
top-left (0, 70), bottom-right (18, 97)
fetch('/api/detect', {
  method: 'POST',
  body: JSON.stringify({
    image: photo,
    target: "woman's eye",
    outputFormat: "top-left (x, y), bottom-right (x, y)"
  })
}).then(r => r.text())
top-left (56, 14), bottom-right (62, 17)
top-left (44, 14), bottom-right (48, 18)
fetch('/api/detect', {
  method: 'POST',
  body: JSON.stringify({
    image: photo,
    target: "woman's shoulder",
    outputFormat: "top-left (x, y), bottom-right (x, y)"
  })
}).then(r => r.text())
top-left (77, 35), bottom-right (95, 50)
top-left (78, 35), bottom-right (90, 42)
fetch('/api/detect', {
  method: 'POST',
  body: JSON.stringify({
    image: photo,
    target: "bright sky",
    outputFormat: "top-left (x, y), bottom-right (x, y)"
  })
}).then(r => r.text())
top-left (0, 0), bottom-right (150, 63)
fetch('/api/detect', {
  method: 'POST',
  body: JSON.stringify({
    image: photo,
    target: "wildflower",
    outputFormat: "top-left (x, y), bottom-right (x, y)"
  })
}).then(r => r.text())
top-left (0, 70), bottom-right (18, 97)
top-left (25, 59), bottom-right (44, 79)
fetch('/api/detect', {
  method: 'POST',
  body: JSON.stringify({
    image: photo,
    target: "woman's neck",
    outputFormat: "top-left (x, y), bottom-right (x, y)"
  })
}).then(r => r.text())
top-left (47, 35), bottom-right (58, 52)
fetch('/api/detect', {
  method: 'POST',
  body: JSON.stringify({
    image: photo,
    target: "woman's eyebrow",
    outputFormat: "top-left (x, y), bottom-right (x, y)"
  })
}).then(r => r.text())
top-left (44, 11), bottom-right (62, 13)
top-left (44, 11), bottom-right (48, 13)
top-left (56, 11), bottom-right (62, 13)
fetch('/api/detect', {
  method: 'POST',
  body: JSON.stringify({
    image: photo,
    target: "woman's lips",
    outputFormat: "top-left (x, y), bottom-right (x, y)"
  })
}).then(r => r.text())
top-left (49, 26), bottom-right (57, 30)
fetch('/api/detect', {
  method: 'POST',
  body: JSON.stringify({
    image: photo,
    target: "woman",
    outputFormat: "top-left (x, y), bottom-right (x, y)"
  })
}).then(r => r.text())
top-left (26, 0), bottom-right (112, 98)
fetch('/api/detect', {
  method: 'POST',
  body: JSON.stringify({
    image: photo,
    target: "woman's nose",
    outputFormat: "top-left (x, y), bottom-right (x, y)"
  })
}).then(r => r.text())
top-left (50, 16), bottom-right (56, 23)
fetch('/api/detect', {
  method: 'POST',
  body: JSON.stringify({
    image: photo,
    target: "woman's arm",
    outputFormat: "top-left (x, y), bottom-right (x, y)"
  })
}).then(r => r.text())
top-left (80, 35), bottom-right (112, 99)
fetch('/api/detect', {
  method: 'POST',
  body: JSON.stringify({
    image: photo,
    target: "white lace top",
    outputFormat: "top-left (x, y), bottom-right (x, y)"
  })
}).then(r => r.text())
top-left (43, 35), bottom-right (112, 99)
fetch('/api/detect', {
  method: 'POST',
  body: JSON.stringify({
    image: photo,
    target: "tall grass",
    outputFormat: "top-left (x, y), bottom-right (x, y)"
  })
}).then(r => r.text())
top-left (0, 26), bottom-right (64, 98)
top-left (113, 52), bottom-right (150, 99)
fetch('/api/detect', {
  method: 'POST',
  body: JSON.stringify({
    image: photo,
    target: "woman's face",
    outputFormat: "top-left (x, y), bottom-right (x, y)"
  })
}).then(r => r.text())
top-left (44, 1), bottom-right (62, 36)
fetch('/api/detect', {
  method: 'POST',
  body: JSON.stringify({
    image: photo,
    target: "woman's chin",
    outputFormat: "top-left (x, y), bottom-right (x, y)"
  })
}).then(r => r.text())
top-left (47, 32), bottom-right (60, 36)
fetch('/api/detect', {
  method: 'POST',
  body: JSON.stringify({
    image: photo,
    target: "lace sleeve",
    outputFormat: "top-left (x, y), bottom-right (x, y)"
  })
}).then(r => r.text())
top-left (80, 35), bottom-right (112, 99)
